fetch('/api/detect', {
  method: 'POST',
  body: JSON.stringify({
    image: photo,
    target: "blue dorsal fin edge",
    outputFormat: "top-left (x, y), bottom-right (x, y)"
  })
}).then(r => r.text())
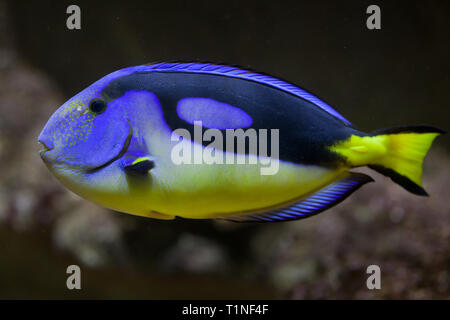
top-left (140, 61), bottom-right (352, 125)
top-left (219, 172), bottom-right (374, 223)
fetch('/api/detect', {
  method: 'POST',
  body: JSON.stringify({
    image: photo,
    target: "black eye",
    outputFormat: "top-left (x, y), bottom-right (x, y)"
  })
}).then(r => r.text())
top-left (89, 99), bottom-right (107, 114)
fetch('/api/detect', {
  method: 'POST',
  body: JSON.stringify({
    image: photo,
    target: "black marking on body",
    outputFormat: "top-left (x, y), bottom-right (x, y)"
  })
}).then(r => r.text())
top-left (102, 71), bottom-right (363, 166)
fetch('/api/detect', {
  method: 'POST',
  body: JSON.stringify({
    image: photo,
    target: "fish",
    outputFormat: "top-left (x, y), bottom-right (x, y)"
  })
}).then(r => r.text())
top-left (38, 62), bottom-right (444, 222)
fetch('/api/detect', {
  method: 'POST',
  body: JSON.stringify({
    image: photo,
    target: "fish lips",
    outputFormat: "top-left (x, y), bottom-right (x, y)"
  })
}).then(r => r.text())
top-left (38, 134), bottom-right (55, 162)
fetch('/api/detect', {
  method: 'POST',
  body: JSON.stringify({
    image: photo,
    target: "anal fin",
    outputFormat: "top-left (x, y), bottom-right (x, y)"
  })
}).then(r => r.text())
top-left (220, 172), bottom-right (374, 223)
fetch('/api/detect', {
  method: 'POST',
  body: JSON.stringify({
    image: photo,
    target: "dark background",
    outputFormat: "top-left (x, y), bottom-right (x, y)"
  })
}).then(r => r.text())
top-left (0, 0), bottom-right (448, 299)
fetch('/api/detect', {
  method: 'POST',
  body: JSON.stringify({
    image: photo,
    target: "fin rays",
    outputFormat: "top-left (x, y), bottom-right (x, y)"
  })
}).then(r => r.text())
top-left (219, 173), bottom-right (373, 223)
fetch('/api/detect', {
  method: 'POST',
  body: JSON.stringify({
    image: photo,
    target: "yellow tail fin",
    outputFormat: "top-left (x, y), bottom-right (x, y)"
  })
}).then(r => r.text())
top-left (330, 126), bottom-right (444, 195)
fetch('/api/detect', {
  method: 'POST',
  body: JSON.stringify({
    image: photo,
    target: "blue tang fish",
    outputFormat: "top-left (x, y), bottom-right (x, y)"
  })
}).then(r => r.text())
top-left (38, 62), bottom-right (443, 222)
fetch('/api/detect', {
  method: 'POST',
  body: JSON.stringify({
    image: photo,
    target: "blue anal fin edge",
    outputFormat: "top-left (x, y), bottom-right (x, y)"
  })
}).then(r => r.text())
top-left (220, 172), bottom-right (374, 223)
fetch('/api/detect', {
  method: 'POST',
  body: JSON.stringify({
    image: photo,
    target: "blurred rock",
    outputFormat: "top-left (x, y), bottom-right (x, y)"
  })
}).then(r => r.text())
top-left (53, 202), bottom-right (129, 268)
top-left (160, 233), bottom-right (229, 274)
top-left (0, 0), bottom-right (66, 230)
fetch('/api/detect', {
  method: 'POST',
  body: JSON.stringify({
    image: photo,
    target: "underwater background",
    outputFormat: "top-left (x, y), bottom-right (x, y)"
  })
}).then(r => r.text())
top-left (0, 0), bottom-right (448, 298)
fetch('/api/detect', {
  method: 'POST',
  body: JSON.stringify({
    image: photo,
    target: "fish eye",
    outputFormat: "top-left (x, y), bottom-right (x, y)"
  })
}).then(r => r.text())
top-left (89, 99), bottom-right (107, 114)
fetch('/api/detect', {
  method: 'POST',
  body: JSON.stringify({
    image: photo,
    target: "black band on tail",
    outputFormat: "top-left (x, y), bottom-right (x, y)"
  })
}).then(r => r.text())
top-left (368, 165), bottom-right (428, 196)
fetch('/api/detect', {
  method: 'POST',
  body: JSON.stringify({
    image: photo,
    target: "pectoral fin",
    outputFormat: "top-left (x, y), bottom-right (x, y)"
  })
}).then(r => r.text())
top-left (122, 155), bottom-right (154, 174)
top-left (219, 172), bottom-right (374, 223)
top-left (121, 134), bottom-right (154, 174)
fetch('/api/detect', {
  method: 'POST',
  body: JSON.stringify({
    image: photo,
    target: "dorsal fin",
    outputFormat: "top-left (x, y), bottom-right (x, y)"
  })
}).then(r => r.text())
top-left (140, 61), bottom-right (351, 125)
top-left (218, 172), bottom-right (373, 223)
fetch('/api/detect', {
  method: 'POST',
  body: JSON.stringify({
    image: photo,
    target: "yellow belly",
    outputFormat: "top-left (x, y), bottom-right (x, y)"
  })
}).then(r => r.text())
top-left (149, 159), bottom-right (344, 219)
top-left (57, 156), bottom-right (345, 220)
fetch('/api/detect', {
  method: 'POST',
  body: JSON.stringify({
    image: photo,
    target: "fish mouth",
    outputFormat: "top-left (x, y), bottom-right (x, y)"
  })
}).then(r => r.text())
top-left (38, 140), bottom-right (53, 157)
top-left (86, 121), bottom-right (133, 173)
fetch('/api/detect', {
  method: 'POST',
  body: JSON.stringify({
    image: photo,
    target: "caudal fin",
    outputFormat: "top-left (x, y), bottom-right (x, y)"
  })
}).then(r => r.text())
top-left (368, 125), bottom-right (444, 196)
